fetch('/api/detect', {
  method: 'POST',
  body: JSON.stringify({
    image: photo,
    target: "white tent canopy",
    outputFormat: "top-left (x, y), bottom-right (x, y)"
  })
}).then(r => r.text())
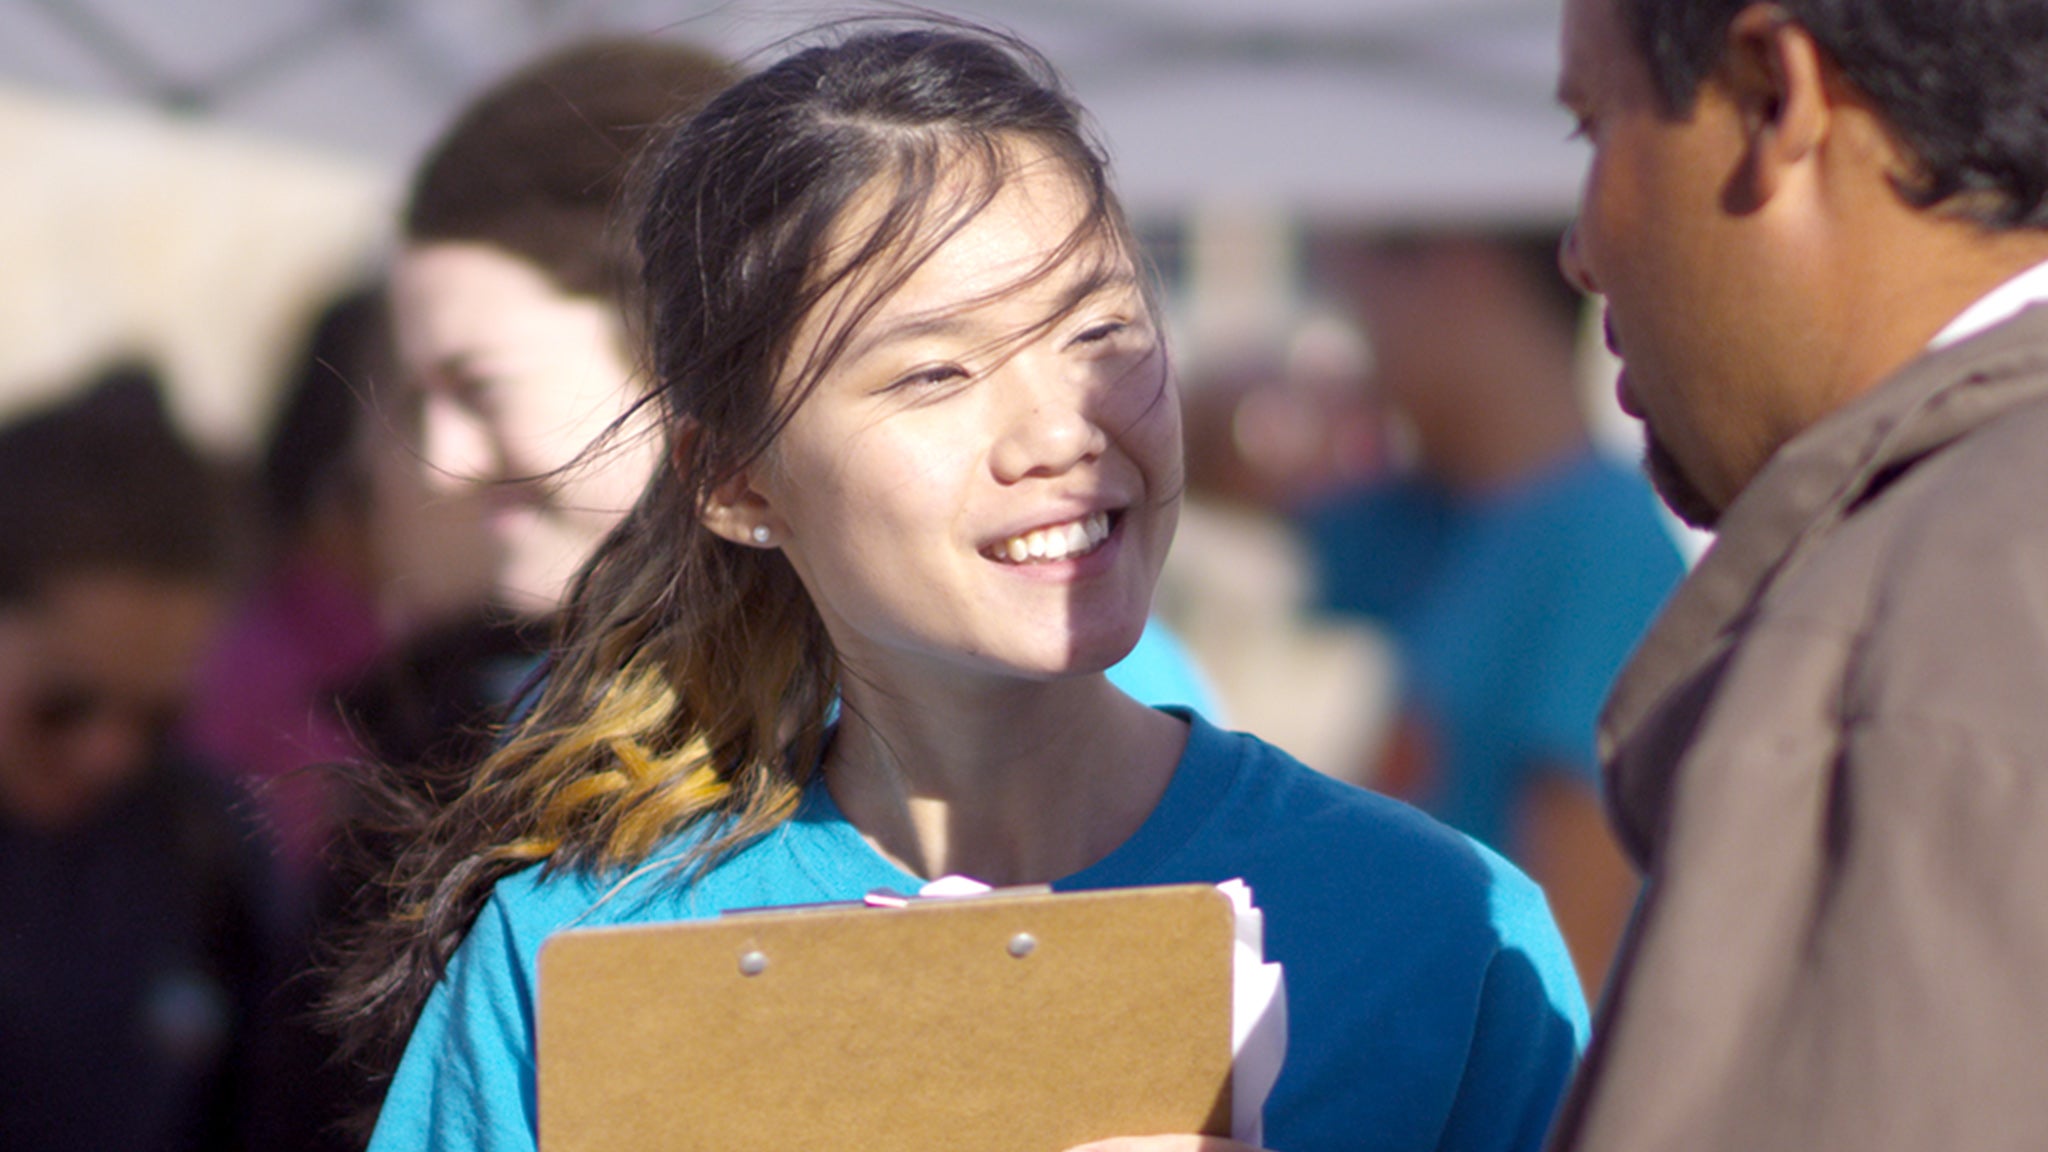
top-left (0, 0), bottom-right (1581, 224)
top-left (0, 0), bottom-right (1585, 450)
top-left (0, 83), bottom-right (390, 448)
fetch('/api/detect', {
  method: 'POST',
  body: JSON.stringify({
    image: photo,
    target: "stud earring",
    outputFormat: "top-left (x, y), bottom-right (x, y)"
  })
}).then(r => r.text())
top-left (750, 525), bottom-right (772, 545)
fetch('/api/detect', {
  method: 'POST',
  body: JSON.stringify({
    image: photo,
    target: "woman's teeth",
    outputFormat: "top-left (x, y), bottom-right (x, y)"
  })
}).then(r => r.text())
top-left (992, 511), bottom-right (1111, 564)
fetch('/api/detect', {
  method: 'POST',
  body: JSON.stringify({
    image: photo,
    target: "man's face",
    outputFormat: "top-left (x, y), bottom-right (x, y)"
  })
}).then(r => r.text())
top-left (1556, 0), bottom-right (1790, 527)
top-left (0, 572), bottom-right (219, 831)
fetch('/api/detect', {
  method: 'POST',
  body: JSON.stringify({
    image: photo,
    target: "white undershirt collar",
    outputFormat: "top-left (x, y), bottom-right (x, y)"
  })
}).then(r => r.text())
top-left (1929, 258), bottom-right (2048, 349)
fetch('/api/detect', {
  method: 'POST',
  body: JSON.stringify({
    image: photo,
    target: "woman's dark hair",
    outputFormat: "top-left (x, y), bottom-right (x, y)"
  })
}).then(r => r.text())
top-left (405, 37), bottom-right (738, 301)
top-left (260, 284), bottom-right (389, 537)
top-left (1621, 0), bottom-right (2048, 228)
top-left (333, 20), bottom-right (1140, 1080)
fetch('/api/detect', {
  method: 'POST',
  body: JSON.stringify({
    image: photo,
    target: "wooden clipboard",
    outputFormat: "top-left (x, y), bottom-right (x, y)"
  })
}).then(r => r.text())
top-left (537, 883), bottom-right (1236, 1151)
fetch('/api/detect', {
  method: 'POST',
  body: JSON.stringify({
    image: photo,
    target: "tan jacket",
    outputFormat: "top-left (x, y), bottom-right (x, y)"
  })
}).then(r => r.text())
top-left (1548, 305), bottom-right (2048, 1152)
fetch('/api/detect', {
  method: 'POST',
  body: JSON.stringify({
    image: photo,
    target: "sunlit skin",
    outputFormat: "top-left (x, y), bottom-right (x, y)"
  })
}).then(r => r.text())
top-left (692, 140), bottom-right (1268, 1152)
top-left (390, 242), bottom-right (663, 614)
top-left (1553, 0), bottom-right (1802, 523)
top-left (700, 141), bottom-right (1192, 894)
top-left (1555, 0), bottom-right (2048, 526)
top-left (0, 572), bottom-right (219, 832)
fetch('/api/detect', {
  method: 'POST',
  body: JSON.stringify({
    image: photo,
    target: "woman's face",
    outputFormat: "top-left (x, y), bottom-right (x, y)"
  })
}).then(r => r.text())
top-left (390, 242), bottom-right (661, 614)
top-left (725, 146), bottom-right (1181, 688)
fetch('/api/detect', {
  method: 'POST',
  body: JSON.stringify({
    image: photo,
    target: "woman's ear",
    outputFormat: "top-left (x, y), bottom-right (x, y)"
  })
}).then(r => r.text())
top-left (673, 419), bottom-right (784, 548)
top-left (698, 464), bottom-right (783, 548)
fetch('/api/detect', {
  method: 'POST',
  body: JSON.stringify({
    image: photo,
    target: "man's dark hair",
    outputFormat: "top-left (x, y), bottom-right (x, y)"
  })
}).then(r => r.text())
top-left (1621, 0), bottom-right (2048, 228)
top-left (0, 363), bottom-right (228, 603)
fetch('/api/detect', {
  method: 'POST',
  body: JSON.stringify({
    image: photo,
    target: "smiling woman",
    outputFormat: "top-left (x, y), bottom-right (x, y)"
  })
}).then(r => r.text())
top-left (713, 141), bottom-right (1179, 693)
top-left (340, 21), bottom-right (1589, 1152)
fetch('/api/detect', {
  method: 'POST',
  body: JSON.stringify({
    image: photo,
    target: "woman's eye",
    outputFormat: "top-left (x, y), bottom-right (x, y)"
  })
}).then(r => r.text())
top-left (1073, 320), bottom-right (1129, 345)
top-left (890, 363), bottom-right (970, 391)
top-left (438, 364), bottom-right (500, 417)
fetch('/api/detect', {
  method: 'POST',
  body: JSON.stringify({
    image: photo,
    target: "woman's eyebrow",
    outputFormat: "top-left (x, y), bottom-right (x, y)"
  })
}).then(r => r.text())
top-left (847, 268), bottom-right (1140, 365)
top-left (1055, 267), bottom-right (1138, 315)
top-left (845, 310), bottom-right (983, 364)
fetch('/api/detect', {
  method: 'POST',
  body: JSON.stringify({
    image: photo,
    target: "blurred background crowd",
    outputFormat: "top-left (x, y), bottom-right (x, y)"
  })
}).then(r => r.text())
top-left (0, 2), bottom-right (1691, 1148)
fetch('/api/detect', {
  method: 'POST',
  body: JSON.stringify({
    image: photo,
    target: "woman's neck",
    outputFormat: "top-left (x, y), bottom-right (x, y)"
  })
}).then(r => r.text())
top-left (822, 671), bottom-right (1188, 887)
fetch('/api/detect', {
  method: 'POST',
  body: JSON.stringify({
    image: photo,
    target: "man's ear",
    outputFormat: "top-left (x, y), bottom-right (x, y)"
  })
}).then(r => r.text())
top-left (698, 463), bottom-right (783, 548)
top-left (1719, 4), bottom-right (1832, 207)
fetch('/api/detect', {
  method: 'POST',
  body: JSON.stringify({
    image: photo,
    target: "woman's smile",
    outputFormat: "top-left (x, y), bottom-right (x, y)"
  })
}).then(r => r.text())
top-left (981, 509), bottom-right (1114, 565)
top-left (735, 141), bottom-right (1181, 684)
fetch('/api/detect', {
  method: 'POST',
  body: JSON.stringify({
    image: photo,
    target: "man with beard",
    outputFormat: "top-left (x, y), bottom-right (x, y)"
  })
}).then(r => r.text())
top-left (1549, 1), bottom-right (2048, 1149)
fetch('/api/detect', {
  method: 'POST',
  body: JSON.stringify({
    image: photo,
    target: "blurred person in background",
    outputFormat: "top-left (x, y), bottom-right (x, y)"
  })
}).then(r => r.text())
top-left (390, 37), bottom-right (731, 622)
top-left (180, 284), bottom-right (401, 1152)
top-left (1297, 230), bottom-right (1684, 994)
top-left (1160, 349), bottom-right (1398, 783)
top-left (353, 36), bottom-right (740, 785)
top-left (0, 366), bottom-right (281, 1152)
top-left (185, 284), bottom-right (393, 903)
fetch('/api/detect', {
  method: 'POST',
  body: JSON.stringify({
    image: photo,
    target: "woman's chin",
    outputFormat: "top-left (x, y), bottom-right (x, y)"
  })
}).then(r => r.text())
top-left (494, 550), bottom-right (582, 615)
top-left (491, 515), bottom-right (617, 614)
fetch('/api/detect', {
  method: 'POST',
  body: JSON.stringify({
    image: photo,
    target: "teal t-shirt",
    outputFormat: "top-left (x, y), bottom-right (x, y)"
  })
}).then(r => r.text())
top-left (370, 711), bottom-right (1586, 1152)
top-left (1302, 449), bottom-right (1683, 850)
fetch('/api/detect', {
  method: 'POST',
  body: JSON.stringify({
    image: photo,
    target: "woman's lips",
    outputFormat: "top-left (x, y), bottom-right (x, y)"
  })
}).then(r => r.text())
top-left (981, 510), bottom-right (1115, 565)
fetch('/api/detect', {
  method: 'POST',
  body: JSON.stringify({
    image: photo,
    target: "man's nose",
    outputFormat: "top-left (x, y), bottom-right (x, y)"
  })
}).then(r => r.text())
top-left (1558, 219), bottom-right (1600, 295)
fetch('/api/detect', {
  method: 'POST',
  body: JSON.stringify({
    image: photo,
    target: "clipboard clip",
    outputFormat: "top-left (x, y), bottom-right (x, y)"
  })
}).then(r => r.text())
top-left (722, 879), bottom-right (1052, 918)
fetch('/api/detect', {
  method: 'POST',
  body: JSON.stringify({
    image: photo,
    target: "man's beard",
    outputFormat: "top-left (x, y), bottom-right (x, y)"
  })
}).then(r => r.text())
top-left (1643, 429), bottom-right (1722, 531)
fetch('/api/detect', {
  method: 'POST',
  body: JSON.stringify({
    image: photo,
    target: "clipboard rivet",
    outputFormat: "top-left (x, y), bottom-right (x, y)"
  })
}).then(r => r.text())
top-left (738, 950), bottom-right (770, 976)
top-left (1007, 933), bottom-right (1037, 958)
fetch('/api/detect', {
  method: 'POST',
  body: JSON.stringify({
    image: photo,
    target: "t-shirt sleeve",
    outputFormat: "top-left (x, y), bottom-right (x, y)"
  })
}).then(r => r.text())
top-left (367, 894), bottom-right (540, 1152)
top-left (1436, 856), bottom-right (1592, 1152)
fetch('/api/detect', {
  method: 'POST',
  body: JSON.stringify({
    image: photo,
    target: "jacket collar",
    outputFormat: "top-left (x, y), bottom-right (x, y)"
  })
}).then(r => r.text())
top-left (1600, 303), bottom-right (2048, 810)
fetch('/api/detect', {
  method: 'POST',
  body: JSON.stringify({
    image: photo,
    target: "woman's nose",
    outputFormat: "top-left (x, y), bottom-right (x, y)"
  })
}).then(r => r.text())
top-left (987, 358), bottom-right (1109, 484)
top-left (420, 394), bottom-right (502, 491)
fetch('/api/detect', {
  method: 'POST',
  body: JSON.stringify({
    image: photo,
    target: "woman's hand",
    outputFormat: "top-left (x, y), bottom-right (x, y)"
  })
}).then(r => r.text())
top-left (1056, 1131), bottom-right (1261, 1139)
